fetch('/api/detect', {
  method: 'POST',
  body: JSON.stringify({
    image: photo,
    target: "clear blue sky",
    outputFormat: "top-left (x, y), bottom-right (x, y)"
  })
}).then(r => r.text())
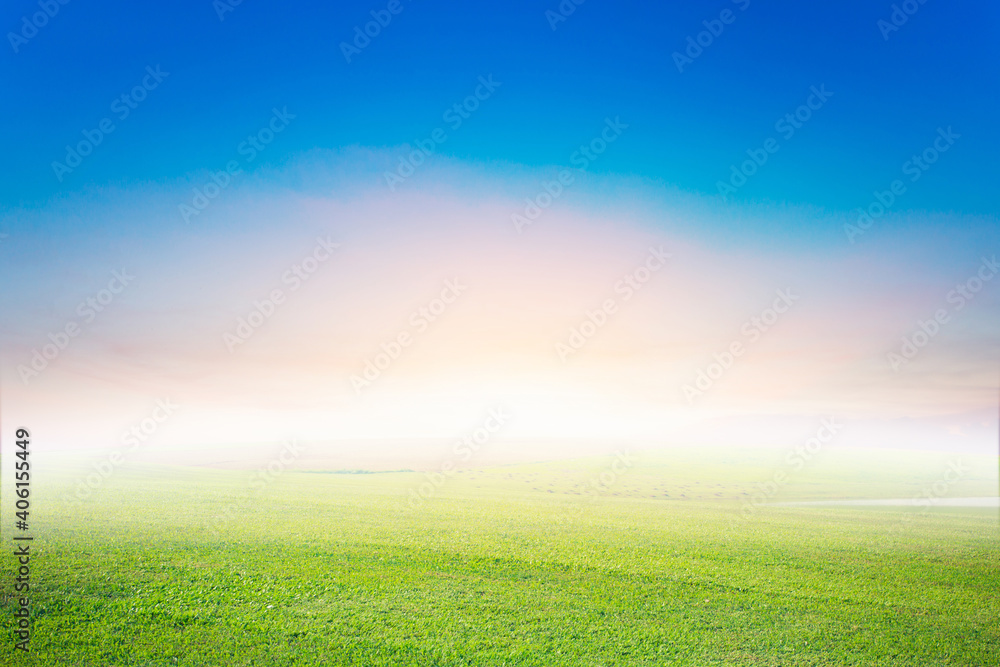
top-left (2, 0), bottom-right (998, 216)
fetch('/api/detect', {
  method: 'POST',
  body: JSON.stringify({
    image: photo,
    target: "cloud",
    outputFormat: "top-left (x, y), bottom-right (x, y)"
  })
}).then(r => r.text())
top-left (1, 150), bottom-right (997, 455)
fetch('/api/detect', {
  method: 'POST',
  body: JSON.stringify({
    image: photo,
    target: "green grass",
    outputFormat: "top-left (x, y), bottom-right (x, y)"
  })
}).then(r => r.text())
top-left (3, 447), bottom-right (998, 665)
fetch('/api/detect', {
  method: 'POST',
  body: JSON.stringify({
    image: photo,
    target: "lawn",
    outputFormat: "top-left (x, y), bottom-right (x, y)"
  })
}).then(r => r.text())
top-left (4, 447), bottom-right (998, 665)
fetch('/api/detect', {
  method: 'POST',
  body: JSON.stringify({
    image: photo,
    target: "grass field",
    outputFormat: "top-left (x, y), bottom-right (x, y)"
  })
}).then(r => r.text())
top-left (4, 446), bottom-right (999, 666)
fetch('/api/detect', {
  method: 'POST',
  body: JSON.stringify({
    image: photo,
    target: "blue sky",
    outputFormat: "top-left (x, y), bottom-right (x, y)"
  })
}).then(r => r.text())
top-left (3, 0), bottom-right (998, 216)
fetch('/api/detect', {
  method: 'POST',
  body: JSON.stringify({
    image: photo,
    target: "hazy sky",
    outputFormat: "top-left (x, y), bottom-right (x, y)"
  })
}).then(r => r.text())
top-left (1, 1), bottom-right (998, 456)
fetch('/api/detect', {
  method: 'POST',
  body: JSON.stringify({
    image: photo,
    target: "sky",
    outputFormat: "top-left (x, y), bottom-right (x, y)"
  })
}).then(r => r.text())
top-left (1, 0), bottom-right (998, 462)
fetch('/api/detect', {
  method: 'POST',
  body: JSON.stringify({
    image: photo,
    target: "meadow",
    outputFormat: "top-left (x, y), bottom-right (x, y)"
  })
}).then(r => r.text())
top-left (3, 446), bottom-right (998, 666)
